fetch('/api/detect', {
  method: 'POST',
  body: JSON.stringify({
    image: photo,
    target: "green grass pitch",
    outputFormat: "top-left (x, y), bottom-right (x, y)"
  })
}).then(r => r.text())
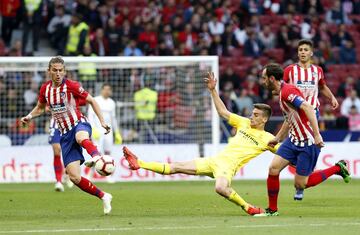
top-left (0, 179), bottom-right (359, 235)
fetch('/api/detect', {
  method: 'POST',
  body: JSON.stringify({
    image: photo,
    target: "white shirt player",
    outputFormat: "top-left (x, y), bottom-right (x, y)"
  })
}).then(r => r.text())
top-left (87, 95), bottom-right (118, 154)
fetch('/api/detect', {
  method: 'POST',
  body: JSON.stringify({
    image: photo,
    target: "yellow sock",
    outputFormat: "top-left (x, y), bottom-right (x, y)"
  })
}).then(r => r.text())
top-left (228, 191), bottom-right (249, 211)
top-left (138, 160), bottom-right (171, 175)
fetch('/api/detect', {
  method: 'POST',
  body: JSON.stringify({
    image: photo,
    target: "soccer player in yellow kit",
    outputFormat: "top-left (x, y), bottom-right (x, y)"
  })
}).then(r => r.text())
top-left (123, 72), bottom-right (279, 216)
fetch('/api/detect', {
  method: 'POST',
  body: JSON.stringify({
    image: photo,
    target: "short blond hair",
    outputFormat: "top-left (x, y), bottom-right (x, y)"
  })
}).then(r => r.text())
top-left (48, 56), bottom-right (65, 69)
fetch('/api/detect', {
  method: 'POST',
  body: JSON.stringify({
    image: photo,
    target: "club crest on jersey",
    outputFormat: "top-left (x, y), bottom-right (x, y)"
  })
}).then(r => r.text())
top-left (79, 87), bottom-right (85, 93)
top-left (60, 92), bottom-right (66, 100)
top-left (312, 71), bottom-right (318, 78)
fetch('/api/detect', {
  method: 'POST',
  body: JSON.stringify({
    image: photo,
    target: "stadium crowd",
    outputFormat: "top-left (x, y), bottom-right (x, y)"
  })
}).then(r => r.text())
top-left (1, 0), bottom-right (360, 144)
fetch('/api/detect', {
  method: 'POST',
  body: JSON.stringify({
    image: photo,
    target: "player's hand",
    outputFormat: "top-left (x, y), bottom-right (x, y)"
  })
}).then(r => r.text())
top-left (92, 128), bottom-right (101, 140)
top-left (331, 97), bottom-right (339, 110)
top-left (20, 114), bottom-right (32, 125)
top-left (114, 131), bottom-right (123, 144)
top-left (203, 71), bottom-right (216, 91)
top-left (314, 133), bottom-right (325, 148)
top-left (268, 137), bottom-right (280, 148)
top-left (101, 123), bottom-right (111, 135)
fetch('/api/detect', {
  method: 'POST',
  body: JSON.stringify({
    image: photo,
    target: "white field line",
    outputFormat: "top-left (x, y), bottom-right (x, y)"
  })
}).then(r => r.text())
top-left (1, 222), bottom-right (360, 233)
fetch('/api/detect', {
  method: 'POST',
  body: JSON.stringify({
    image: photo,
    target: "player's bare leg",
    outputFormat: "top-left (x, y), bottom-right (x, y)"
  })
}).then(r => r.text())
top-left (215, 177), bottom-right (264, 216)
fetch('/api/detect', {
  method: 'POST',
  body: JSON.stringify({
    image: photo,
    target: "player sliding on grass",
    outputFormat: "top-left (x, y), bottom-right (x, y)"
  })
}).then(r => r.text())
top-left (254, 63), bottom-right (350, 217)
top-left (20, 56), bottom-right (113, 215)
top-left (123, 71), bottom-right (280, 216)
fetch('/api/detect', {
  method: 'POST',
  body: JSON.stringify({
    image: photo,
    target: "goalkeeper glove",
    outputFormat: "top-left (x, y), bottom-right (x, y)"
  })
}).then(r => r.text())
top-left (114, 131), bottom-right (123, 144)
top-left (92, 127), bottom-right (101, 141)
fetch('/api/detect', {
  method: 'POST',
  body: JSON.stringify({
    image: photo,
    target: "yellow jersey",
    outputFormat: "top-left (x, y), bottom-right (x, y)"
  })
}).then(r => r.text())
top-left (216, 113), bottom-right (279, 170)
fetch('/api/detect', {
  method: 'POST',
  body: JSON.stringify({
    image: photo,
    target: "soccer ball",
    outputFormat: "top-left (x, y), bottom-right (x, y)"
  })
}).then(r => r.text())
top-left (95, 155), bottom-right (115, 176)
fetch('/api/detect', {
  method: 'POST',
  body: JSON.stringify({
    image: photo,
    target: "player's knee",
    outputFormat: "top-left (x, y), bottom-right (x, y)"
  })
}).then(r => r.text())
top-left (215, 185), bottom-right (228, 197)
top-left (67, 172), bottom-right (81, 184)
top-left (268, 165), bottom-right (281, 175)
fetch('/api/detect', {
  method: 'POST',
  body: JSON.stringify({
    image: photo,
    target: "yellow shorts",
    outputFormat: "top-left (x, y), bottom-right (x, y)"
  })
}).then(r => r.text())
top-left (195, 157), bottom-right (238, 182)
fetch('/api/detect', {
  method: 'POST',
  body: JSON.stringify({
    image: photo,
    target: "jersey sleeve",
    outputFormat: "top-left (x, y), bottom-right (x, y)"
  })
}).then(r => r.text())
top-left (38, 83), bottom-right (47, 104)
top-left (318, 66), bottom-right (326, 86)
top-left (228, 113), bottom-right (250, 129)
top-left (283, 65), bottom-right (292, 83)
top-left (281, 86), bottom-right (305, 110)
top-left (68, 80), bottom-right (89, 100)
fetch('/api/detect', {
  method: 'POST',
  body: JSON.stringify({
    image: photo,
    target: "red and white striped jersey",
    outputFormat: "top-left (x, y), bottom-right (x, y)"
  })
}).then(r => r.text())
top-left (280, 82), bottom-right (315, 147)
top-left (38, 79), bottom-right (89, 134)
top-left (283, 64), bottom-right (326, 109)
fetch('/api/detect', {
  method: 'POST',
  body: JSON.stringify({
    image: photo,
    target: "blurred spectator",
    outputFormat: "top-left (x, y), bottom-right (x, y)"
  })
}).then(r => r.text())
top-left (331, 24), bottom-right (353, 47)
top-left (1, 87), bottom-right (25, 118)
top-left (235, 89), bottom-right (253, 117)
top-left (158, 41), bottom-right (173, 56)
top-left (105, 18), bottom-right (122, 56)
top-left (337, 76), bottom-right (355, 98)
top-left (23, 80), bottom-right (38, 112)
top-left (141, 0), bottom-right (161, 24)
top-left (138, 23), bottom-right (158, 54)
top-left (339, 40), bottom-right (357, 64)
top-left (90, 28), bottom-right (109, 56)
top-left (221, 24), bottom-right (238, 56)
top-left (220, 81), bottom-right (238, 142)
top-left (314, 41), bottom-right (335, 64)
top-left (300, 17), bottom-right (315, 40)
top-left (319, 103), bottom-right (337, 130)
top-left (65, 14), bottom-right (90, 56)
top-left (85, 0), bottom-right (101, 30)
top-left (301, 0), bottom-right (324, 15)
top-left (161, 0), bottom-right (177, 24)
top-left (178, 24), bottom-right (198, 53)
top-left (115, 6), bottom-right (135, 26)
top-left (22, 0), bottom-right (43, 55)
top-left (159, 24), bottom-right (175, 51)
top-left (259, 25), bottom-right (276, 50)
top-left (198, 22), bottom-right (212, 47)
top-left (220, 67), bottom-right (241, 91)
top-left (0, 0), bottom-right (21, 47)
top-left (47, 5), bottom-right (71, 55)
top-left (348, 105), bottom-right (360, 131)
top-left (123, 40), bottom-right (143, 56)
top-left (97, 4), bottom-right (109, 29)
top-left (325, 0), bottom-right (352, 25)
top-left (244, 32), bottom-right (264, 58)
top-left (208, 14), bottom-right (225, 36)
top-left (341, 89), bottom-right (360, 117)
top-left (78, 45), bottom-right (97, 93)
top-left (313, 22), bottom-right (331, 47)
top-left (8, 39), bottom-right (23, 56)
top-left (233, 25), bottom-right (250, 47)
top-left (209, 35), bottom-right (223, 56)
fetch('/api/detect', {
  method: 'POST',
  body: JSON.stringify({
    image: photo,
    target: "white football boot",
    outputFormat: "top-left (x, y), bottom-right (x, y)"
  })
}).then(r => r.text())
top-left (102, 193), bottom-right (113, 215)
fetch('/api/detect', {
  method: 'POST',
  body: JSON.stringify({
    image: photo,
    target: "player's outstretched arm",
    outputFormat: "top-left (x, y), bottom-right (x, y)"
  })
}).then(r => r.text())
top-left (204, 72), bottom-right (231, 121)
top-left (20, 101), bottom-right (46, 124)
top-left (319, 84), bottom-right (339, 110)
top-left (86, 94), bottom-right (111, 134)
top-left (300, 101), bottom-right (324, 148)
top-left (268, 121), bottom-right (289, 147)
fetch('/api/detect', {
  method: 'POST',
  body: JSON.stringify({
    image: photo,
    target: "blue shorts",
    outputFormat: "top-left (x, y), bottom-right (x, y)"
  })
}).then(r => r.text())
top-left (48, 127), bottom-right (61, 144)
top-left (60, 122), bottom-right (92, 167)
top-left (276, 138), bottom-right (321, 176)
